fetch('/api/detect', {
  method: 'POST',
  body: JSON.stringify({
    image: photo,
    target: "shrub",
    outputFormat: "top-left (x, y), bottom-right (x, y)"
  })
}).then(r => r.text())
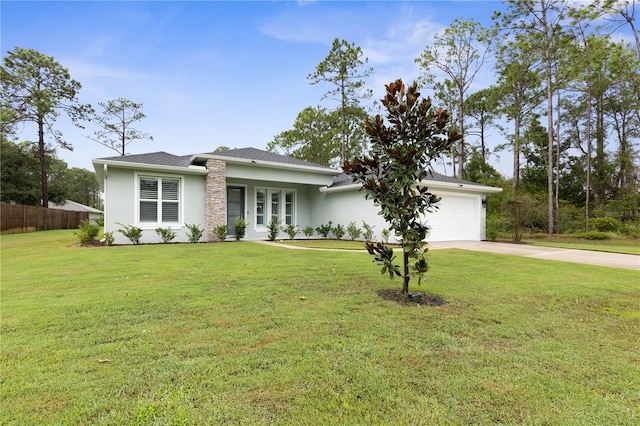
top-left (302, 226), bottom-right (314, 239)
top-left (75, 219), bottom-right (101, 244)
top-left (362, 221), bottom-right (374, 241)
top-left (332, 223), bottom-right (346, 240)
top-left (316, 221), bottom-right (333, 239)
top-left (532, 232), bottom-right (548, 239)
top-left (346, 221), bottom-right (362, 240)
top-left (619, 222), bottom-right (640, 238)
top-left (103, 231), bottom-right (115, 246)
top-left (185, 223), bottom-right (204, 243)
top-left (234, 216), bottom-right (247, 241)
top-left (381, 228), bottom-right (390, 244)
top-left (116, 223), bottom-right (143, 245)
top-left (213, 225), bottom-right (228, 241)
top-left (267, 218), bottom-right (280, 241)
top-left (155, 227), bottom-right (176, 243)
top-left (94, 216), bottom-right (105, 227)
top-left (570, 231), bottom-right (612, 240)
top-left (590, 217), bottom-right (622, 233)
top-left (284, 224), bottom-right (298, 240)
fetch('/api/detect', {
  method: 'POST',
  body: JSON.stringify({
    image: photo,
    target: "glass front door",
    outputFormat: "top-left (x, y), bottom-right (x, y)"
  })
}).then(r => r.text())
top-left (226, 186), bottom-right (245, 236)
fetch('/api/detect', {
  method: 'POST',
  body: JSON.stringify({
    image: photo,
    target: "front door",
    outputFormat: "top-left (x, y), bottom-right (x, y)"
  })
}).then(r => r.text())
top-left (227, 186), bottom-right (245, 236)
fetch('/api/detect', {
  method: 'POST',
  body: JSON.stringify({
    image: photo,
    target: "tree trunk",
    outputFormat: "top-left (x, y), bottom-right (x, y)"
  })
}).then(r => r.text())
top-left (457, 90), bottom-right (465, 179)
top-left (512, 114), bottom-right (521, 193)
top-left (541, 0), bottom-right (555, 235)
top-left (402, 250), bottom-right (410, 295)
top-left (38, 119), bottom-right (48, 208)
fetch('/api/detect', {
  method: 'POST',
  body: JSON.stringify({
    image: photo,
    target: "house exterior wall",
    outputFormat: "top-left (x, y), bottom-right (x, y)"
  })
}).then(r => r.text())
top-left (205, 159), bottom-right (227, 241)
top-left (312, 187), bottom-right (487, 242)
top-left (103, 166), bottom-right (206, 245)
top-left (225, 178), bottom-right (316, 240)
top-left (225, 163), bottom-right (335, 186)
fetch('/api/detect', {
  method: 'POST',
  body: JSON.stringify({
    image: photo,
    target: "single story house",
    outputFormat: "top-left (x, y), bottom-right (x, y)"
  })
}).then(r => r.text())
top-left (92, 148), bottom-right (502, 245)
top-left (50, 200), bottom-right (103, 223)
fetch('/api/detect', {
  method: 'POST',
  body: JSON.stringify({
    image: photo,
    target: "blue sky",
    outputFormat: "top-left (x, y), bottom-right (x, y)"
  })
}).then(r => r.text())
top-left (3, 1), bottom-right (521, 175)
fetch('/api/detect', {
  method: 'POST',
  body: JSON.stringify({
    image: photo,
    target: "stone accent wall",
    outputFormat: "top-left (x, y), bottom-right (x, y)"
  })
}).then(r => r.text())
top-left (205, 159), bottom-right (226, 242)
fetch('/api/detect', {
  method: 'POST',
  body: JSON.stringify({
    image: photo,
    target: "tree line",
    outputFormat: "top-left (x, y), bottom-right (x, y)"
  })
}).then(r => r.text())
top-left (2, 0), bottom-right (638, 237)
top-left (268, 0), bottom-right (639, 236)
top-left (1, 48), bottom-right (152, 208)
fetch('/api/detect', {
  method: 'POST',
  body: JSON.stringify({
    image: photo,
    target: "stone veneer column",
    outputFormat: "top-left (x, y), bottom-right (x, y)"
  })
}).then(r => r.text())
top-left (205, 159), bottom-right (226, 242)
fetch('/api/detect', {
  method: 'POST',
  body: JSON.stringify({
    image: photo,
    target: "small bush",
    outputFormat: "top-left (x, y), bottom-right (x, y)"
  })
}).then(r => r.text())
top-left (618, 222), bottom-right (640, 238)
top-left (570, 231), bottom-right (612, 240)
top-left (103, 231), bottom-right (115, 246)
top-left (362, 221), bottom-right (374, 242)
top-left (332, 223), bottom-right (346, 240)
top-left (185, 223), bottom-right (204, 243)
top-left (75, 219), bottom-right (101, 244)
top-left (116, 223), bottom-right (143, 245)
top-left (532, 232), bottom-right (548, 239)
top-left (316, 221), bottom-right (333, 239)
top-left (213, 225), bottom-right (228, 241)
top-left (234, 216), bottom-right (247, 241)
top-left (155, 227), bottom-right (176, 243)
top-left (284, 224), bottom-right (298, 240)
top-left (346, 221), bottom-right (362, 240)
top-left (381, 228), bottom-right (390, 243)
top-left (590, 217), bottom-right (622, 233)
top-left (267, 218), bottom-right (280, 241)
top-left (94, 216), bottom-right (105, 227)
top-left (302, 226), bottom-right (314, 239)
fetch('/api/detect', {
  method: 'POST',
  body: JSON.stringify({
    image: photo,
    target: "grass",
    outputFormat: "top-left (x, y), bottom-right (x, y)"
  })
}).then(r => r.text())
top-left (270, 239), bottom-right (375, 250)
top-left (523, 236), bottom-right (640, 255)
top-left (2, 230), bottom-right (639, 425)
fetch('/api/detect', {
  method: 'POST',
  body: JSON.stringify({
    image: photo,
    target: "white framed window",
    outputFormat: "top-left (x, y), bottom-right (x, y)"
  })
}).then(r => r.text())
top-left (285, 191), bottom-right (295, 225)
top-left (255, 187), bottom-right (296, 228)
top-left (256, 189), bottom-right (266, 226)
top-left (137, 175), bottom-right (181, 225)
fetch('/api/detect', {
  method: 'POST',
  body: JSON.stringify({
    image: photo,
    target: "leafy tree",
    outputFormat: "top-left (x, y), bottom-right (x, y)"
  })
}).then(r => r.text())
top-left (416, 18), bottom-right (496, 179)
top-left (1, 47), bottom-right (91, 207)
top-left (63, 167), bottom-right (101, 208)
top-left (0, 137), bottom-right (41, 205)
top-left (0, 137), bottom-right (68, 205)
top-left (268, 105), bottom-right (369, 168)
top-left (497, 0), bottom-right (571, 235)
top-left (308, 38), bottom-right (373, 165)
top-left (464, 87), bottom-right (501, 163)
top-left (344, 79), bottom-right (460, 294)
top-left (89, 98), bottom-right (153, 156)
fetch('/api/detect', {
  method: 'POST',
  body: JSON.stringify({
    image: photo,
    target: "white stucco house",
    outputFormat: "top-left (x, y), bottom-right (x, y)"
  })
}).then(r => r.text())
top-left (92, 147), bottom-right (502, 245)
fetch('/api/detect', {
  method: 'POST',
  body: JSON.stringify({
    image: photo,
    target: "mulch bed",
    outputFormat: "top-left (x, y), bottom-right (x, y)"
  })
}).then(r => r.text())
top-left (377, 289), bottom-right (447, 307)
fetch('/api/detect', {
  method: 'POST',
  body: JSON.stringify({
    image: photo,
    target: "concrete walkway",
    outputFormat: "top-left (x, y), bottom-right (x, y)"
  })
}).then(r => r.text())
top-left (255, 240), bottom-right (639, 271)
top-left (428, 241), bottom-right (640, 271)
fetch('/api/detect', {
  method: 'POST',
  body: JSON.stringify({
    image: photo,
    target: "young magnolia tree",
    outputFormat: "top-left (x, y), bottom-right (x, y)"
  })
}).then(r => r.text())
top-left (344, 79), bottom-right (460, 295)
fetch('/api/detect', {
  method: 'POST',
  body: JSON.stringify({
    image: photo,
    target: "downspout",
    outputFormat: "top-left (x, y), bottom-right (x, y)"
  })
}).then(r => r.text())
top-left (103, 164), bottom-right (108, 232)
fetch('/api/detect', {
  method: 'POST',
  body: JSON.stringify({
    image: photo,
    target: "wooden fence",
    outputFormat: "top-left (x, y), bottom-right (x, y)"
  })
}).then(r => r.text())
top-left (0, 204), bottom-right (89, 234)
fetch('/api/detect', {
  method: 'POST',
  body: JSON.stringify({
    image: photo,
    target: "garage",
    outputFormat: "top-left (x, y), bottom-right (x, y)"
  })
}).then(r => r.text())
top-left (425, 191), bottom-right (481, 242)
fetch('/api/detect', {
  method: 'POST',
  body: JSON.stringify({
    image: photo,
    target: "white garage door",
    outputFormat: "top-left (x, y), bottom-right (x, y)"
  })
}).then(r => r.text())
top-left (425, 193), bottom-right (480, 241)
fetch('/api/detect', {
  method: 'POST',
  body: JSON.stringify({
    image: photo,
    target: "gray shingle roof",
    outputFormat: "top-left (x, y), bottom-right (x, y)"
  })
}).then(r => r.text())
top-left (96, 151), bottom-right (191, 168)
top-left (329, 172), bottom-right (487, 188)
top-left (201, 148), bottom-right (333, 170)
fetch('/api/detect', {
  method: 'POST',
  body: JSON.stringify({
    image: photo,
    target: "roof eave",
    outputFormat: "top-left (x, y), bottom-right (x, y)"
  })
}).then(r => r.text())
top-left (320, 179), bottom-right (503, 194)
top-left (192, 153), bottom-right (340, 175)
top-left (92, 159), bottom-right (208, 175)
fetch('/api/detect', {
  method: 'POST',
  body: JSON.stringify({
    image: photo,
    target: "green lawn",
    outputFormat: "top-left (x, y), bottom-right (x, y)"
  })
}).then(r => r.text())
top-left (2, 231), bottom-right (639, 425)
top-left (523, 236), bottom-right (640, 255)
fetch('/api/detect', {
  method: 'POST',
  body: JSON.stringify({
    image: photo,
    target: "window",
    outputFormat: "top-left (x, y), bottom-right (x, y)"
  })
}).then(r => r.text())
top-left (271, 191), bottom-right (280, 223)
top-left (138, 176), bottom-right (181, 224)
top-left (255, 188), bottom-right (296, 228)
top-left (285, 191), bottom-right (295, 225)
top-left (256, 189), bottom-right (266, 226)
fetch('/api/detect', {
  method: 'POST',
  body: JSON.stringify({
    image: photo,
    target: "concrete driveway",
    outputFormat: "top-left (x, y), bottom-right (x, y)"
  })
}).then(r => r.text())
top-left (428, 241), bottom-right (640, 271)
